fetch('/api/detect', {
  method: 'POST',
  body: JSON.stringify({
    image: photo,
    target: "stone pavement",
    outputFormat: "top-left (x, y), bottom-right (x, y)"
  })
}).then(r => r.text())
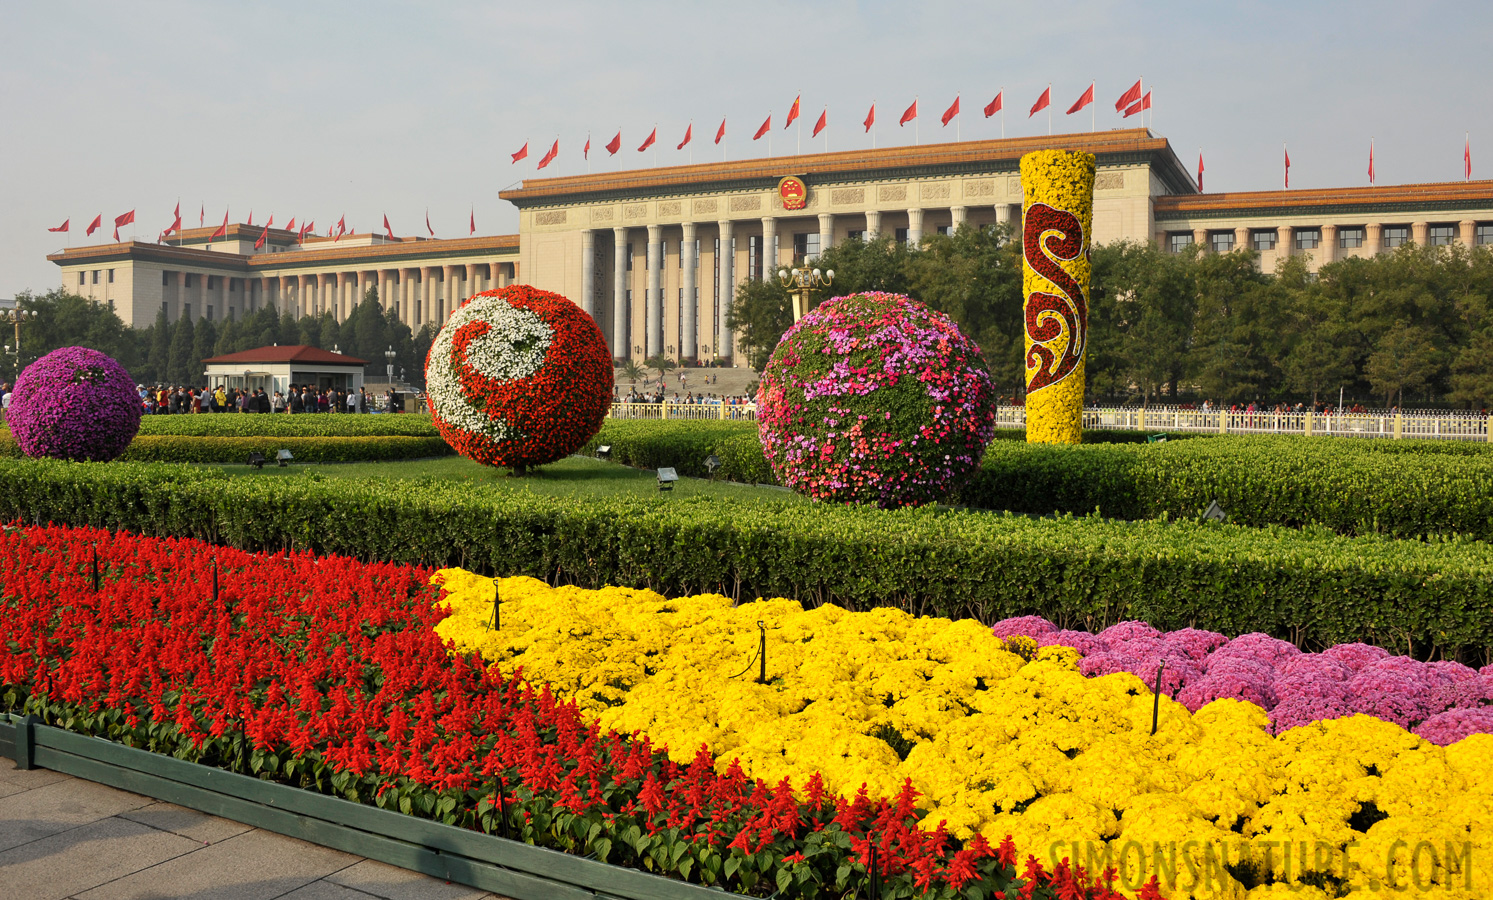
top-left (0, 758), bottom-right (515, 900)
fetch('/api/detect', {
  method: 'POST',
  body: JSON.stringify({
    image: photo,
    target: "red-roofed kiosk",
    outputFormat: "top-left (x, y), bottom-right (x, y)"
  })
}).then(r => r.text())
top-left (200, 345), bottom-right (368, 395)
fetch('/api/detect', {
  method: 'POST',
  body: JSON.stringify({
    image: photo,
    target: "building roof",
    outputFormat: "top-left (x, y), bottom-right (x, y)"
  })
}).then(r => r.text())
top-left (500, 128), bottom-right (1199, 205)
top-left (47, 232), bottom-right (519, 271)
top-left (201, 345), bottom-right (368, 366)
top-left (1154, 180), bottom-right (1493, 222)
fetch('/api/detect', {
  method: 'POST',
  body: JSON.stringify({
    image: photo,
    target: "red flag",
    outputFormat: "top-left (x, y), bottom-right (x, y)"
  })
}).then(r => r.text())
top-left (584, 136), bottom-right (590, 159)
top-left (1197, 151), bottom-right (1204, 192)
top-left (246, 210), bottom-right (253, 227)
top-left (606, 131), bottom-right (621, 155)
top-left (983, 92), bottom-right (1002, 117)
top-left (637, 128), bottom-right (657, 152)
top-left (1066, 83), bottom-right (1094, 115)
top-left (863, 103), bottom-right (875, 132)
top-left (48, 218), bottom-right (69, 233)
top-left (86, 214), bottom-right (102, 236)
top-left (284, 217), bottom-right (296, 233)
top-left (753, 115), bottom-right (771, 140)
top-left (538, 139), bottom-right (559, 168)
top-left (899, 99), bottom-right (917, 126)
top-left (1115, 79), bottom-right (1142, 112)
top-left (211, 209), bottom-right (228, 241)
top-left (265, 214), bottom-right (273, 229)
top-left (1029, 87), bottom-right (1051, 117)
top-left (811, 109), bottom-right (827, 138)
top-left (510, 142), bottom-right (529, 163)
top-left (255, 226), bottom-right (269, 250)
top-left (1122, 91), bottom-right (1151, 118)
top-left (335, 215), bottom-right (346, 241)
top-left (113, 209), bottom-right (135, 241)
top-left (677, 123), bottom-right (692, 150)
top-left (1284, 145), bottom-right (1291, 189)
top-left (198, 204), bottom-right (204, 227)
top-left (424, 211), bottom-right (433, 237)
top-left (470, 208), bottom-right (476, 235)
top-left (786, 95), bottom-right (800, 128)
top-left (941, 96), bottom-right (960, 127)
top-left (1368, 141), bottom-right (1375, 185)
top-left (165, 210), bottom-right (181, 239)
top-left (1466, 135), bottom-right (1472, 181)
top-left (714, 119), bottom-right (725, 145)
top-left (383, 214), bottom-right (394, 240)
top-left (301, 221), bottom-right (314, 242)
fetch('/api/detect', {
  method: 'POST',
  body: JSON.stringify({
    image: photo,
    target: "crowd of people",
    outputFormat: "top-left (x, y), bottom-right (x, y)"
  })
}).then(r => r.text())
top-left (137, 384), bottom-right (405, 415)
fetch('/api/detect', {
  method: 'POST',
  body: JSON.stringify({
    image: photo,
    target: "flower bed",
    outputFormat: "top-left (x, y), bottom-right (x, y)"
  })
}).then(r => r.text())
top-left (436, 572), bottom-right (1493, 899)
top-left (0, 525), bottom-right (1124, 900)
top-left (993, 617), bottom-right (1493, 745)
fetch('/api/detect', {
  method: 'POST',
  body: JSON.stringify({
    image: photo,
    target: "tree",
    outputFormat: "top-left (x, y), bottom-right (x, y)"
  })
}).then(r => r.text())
top-left (811, 234), bottom-right (913, 297)
top-left (165, 316), bottom-right (195, 386)
top-left (1447, 328), bottom-right (1493, 409)
top-left (191, 318), bottom-right (218, 383)
top-left (1088, 241), bottom-right (1197, 405)
top-left (352, 287), bottom-right (388, 375)
top-left (724, 278), bottom-right (792, 371)
top-left (1365, 323), bottom-right (1442, 407)
top-left (643, 354), bottom-right (677, 381)
top-left (9, 288), bottom-right (139, 378)
top-left (214, 314), bottom-right (239, 356)
top-left (617, 360), bottom-right (645, 385)
top-left (146, 306), bottom-right (170, 385)
top-left (905, 223), bottom-right (1025, 393)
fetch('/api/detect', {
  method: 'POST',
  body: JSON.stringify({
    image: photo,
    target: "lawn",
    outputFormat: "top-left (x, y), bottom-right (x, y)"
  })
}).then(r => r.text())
top-left (206, 454), bottom-right (805, 505)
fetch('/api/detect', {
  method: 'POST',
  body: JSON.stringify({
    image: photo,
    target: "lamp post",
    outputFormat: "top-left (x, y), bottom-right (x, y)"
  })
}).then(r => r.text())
top-left (777, 264), bottom-right (835, 322)
top-left (0, 307), bottom-right (31, 380)
top-left (384, 346), bottom-right (397, 383)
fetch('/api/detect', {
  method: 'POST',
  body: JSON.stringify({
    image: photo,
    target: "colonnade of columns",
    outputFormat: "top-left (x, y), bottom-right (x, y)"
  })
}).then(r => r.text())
top-left (1174, 218), bottom-right (1483, 267)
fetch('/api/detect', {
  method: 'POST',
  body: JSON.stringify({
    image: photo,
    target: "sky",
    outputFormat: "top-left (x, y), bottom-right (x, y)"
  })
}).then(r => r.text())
top-left (2, 0), bottom-right (1491, 300)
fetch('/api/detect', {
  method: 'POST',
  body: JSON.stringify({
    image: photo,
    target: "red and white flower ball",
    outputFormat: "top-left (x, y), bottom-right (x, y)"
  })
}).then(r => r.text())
top-left (425, 285), bottom-right (613, 471)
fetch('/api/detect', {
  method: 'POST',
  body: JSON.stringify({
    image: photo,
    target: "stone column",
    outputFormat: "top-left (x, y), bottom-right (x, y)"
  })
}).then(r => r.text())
top-left (1277, 226), bottom-right (1294, 259)
top-left (1461, 220), bottom-right (1478, 247)
top-left (297, 274), bottom-right (311, 318)
top-left (404, 269), bottom-right (420, 325)
top-left (1366, 223), bottom-right (1383, 256)
top-left (1234, 227), bottom-right (1250, 254)
top-left (716, 220), bottom-right (734, 362)
top-left (423, 267), bottom-right (437, 325)
top-left (279, 276), bottom-right (295, 317)
top-left (762, 217), bottom-right (778, 274)
top-left (1193, 228), bottom-right (1209, 251)
top-left (907, 209), bottom-right (924, 246)
top-left (260, 277), bottom-right (273, 313)
top-left (646, 224), bottom-right (663, 357)
top-left (612, 228), bottom-right (628, 359)
top-left (1319, 225), bottom-right (1338, 265)
top-left (681, 222), bottom-right (697, 360)
top-left (357, 271), bottom-right (371, 312)
top-left (579, 230), bottom-right (596, 318)
top-left (488, 262), bottom-right (502, 292)
top-left (377, 270), bottom-right (391, 313)
top-left (1412, 221), bottom-right (1429, 246)
top-left (818, 213), bottom-right (835, 254)
top-left (442, 265), bottom-right (457, 321)
top-left (865, 210), bottom-right (881, 239)
top-left (175, 272), bottom-right (186, 321)
top-left (465, 264), bottom-right (479, 306)
top-left (995, 205), bottom-right (1011, 227)
top-left (951, 206), bottom-right (967, 229)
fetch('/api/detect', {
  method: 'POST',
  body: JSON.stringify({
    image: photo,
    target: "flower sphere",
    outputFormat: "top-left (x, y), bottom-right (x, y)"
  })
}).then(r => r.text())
top-left (7, 346), bottom-right (142, 462)
top-left (756, 292), bottom-right (997, 507)
top-left (425, 285), bottom-right (613, 471)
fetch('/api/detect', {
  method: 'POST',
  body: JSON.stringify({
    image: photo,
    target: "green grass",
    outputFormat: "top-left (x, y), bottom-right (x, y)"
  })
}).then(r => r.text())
top-left (206, 454), bottom-right (805, 505)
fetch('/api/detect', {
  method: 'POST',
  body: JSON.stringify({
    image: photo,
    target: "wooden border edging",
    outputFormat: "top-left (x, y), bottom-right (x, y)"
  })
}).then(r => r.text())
top-left (0, 718), bottom-right (730, 900)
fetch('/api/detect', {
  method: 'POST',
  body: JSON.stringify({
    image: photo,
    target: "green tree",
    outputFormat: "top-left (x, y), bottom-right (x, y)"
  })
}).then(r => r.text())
top-left (724, 278), bottom-right (792, 370)
top-left (1447, 328), bottom-right (1493, 409)
top-left (905, 223), bottom-right (1024, 393)
top-left (147, 306), bottom-right (170, 384)
top-left (165, 316), bottom-right (195, 386)
top-left (214, 314), bottom-right (239, 356)
top-left (9, 288), bottom-right (139, 377)
top-left (191, 318), bottom-right (218, 382)
top-left (1366, 322), bottom-right (1442, 407)
top-left (811, 234), bottom-right (913, 297)
top-left (1088, 241), bottom-right (1197, 405)
top-left (643, 353), bottom-right (677, 381)
top-left (617, 359), bottom-right (645, 385)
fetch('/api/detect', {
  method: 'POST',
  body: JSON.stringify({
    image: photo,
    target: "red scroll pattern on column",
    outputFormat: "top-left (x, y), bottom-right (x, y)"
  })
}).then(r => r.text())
top-left (1022, 202), bottom-right (1088, 393)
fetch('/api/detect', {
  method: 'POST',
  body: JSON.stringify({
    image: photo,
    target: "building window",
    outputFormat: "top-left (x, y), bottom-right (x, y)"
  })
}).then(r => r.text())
top-left (793, 233), bottom-right (820, 262)
top-left (1210, 232), bottom-right (1235, 253)
top-left (78, 272), bottom-right (85, 286)
top-left (894, 227), bottom-right (908, 244)
top-left (848, 229), bottom-right (864, 242)
top-left (92, 270), bottom-right (100, 284)
top-left (1428, 225), bottom-right (1455, 246)
top-left (207, 305), bottom-right (214, 321)
top-left (162, 271), bottom-right (170, 286)
top-left (1252, 230), bottom-right (1276, 251)
top-left (184, 274), bottom-right (194, 288)
top-left (183, 303), bottom-right (192, 321)
top-left (208, 275), bottom-right (217, 290)
top-left (1339, 227), bottom-right (1365, 249)
top-left (748, 235), bottom-right (761, 280)
top-left (626, 244), bottom-right (634, 271)
top-left (107, 269), bottom-right (115, 283)
top-left (936, 225), bottom-right (952, 236)
top-left (1294, 229), bottom-right (1320, 250)
top-left (1477, 224), bottom-right (1493, 246)
top-left (1168, 233), bottom-right (1194, 253)
top-left (1383, 225), bottom-right (1410, 248)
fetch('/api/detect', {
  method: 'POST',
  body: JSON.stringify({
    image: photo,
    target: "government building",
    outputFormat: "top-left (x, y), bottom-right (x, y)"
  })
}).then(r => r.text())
top-left (49, 128), bottom-right (1493, 364)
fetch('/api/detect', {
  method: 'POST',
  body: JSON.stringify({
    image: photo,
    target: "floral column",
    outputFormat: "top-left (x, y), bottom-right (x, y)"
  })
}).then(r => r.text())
top-left (1019, 149), bottom-right (1094, 444)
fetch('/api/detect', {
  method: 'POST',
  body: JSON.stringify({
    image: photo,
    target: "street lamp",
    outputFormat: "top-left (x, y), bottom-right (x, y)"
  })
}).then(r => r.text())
top-left (0, 307), bottom-right (31, 379)
top-left (384, 345), bottom-right (397, 383)
top-left (777, 264), bottom-right (835, 322)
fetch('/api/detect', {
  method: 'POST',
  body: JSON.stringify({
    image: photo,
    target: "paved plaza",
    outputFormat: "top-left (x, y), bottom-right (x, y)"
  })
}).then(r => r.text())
top-left (0, 758), bottom-right (512, 900)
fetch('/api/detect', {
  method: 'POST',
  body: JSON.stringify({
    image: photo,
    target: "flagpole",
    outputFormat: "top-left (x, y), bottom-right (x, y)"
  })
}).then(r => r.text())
top-left (1001, 87), bottom-right (1005, 139)
top-left (957, 92), bottom-right (961, 142)
top-left (1047, 83), bottom-right (1052, 135)
top-left (797, 90), bottom-right (802, 155)
top-left (915, 95), bottom-right (920, 146)
top-left (1091, 79), bottom-right (1096, 132)
top-left (873, 99), bottom-right (877, 149)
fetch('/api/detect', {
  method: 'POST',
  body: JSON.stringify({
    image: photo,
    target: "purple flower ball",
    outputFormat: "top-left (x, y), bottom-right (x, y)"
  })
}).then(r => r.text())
top-left (7, 346), bottom-right (141, 462)
top-left (1178, 672), bottom-right (1275, 712)
top-left (1210, 633), bottom-right (1302, 672)
top-left (1160, 628), bottom-right (1229, 662)
top-left (1096, 620), bottom-right (1163, 645)
top-left (1270, 694), bottom-right (1356, 733)
top-left (1323, 642), bottom-right (1392, 674)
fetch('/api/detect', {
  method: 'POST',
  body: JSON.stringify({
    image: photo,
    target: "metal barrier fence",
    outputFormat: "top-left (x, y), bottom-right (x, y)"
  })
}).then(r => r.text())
top-left (609, 402), bottom-right (1493, 440)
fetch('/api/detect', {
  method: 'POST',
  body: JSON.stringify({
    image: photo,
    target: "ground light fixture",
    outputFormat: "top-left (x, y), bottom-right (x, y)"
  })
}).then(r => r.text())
top-left (657, 467), bottom-right (678, 492)
top-left (247, 452), bottom-right (266, 469)
top-left (597, 445), bottom-right (612, 460)
top-left (705, 454), bottom-right (721, 475)
top-left (276, 449), bottom-right (294, 467)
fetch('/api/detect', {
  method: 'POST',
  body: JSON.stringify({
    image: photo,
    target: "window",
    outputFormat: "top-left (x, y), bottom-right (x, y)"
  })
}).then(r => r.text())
top-left (1210, 232), bottom-right (1235, 253)
top-left (107, 269), bottom-right (115, 283)
top-left (792, 233), bottom-right (820, 261)
top-left (749, 235), bottom-right (762, 280)
top-left (78, 272), bottom-right (85, 286)
top-left (183, 303), bottom-right (192, 320)
top-left (895, 227), bottom-right (908, 244)
top-left (936, 225), bottom-right (952, 236)
top-left (1252, 230), bottom-right (1277, 251)
top-left (1383, 226), bottom-right (1410, 248)
top-left (92, 270), bottom-right (100, 284)
top-left (848, 229), bottom-right (864, 242)
top-left (207, 305), bottom-right (215, 321)
top-left (1428, 225), bottom-right (1455, 246)
top-left (1295, 229), bottom-right (1320, 250)
top-left (1339, 227), bottom-right (1365, 249)
top-left (1168, 233), bottom-right (1194, 253)
top-left (1478, 224), bottom-right (1493, 246)
top-left (185, 274), bottom-right (194, 288)
top-left (626, 244), bottom-right (634, 271)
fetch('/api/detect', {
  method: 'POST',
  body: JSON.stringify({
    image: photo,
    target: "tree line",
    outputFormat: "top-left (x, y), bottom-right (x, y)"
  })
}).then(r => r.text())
top-left (727, 227), bottom-right (1493, 409)
top-left (5, 287), bottom-right (436, 388)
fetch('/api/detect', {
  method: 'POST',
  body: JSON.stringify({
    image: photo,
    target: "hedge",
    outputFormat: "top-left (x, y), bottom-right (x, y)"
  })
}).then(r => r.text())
top-left (134, 413), bottom-right (441, 438)
top-left (1, 456), bottom-right (1491, 663)
top-left (586, 421), bottom-right (1493, 540)
top-left (0, 434), bottom-right (452, 464)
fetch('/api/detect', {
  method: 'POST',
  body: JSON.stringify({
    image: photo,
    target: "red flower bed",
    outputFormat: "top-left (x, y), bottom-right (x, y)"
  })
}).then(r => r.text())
top-left (0, 525), bottom-right (1153, 899)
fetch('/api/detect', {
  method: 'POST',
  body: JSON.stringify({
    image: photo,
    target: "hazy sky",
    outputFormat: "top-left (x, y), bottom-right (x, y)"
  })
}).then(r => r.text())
top-left (3, 1), bottom-right (1490, 299)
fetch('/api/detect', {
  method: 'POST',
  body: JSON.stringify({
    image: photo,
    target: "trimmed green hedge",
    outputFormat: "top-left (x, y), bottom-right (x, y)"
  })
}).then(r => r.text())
top-left (135, 414), bottom-right (440, 437)
top-left (586, 421), bottom-right (1493, 540)
top-left (0, 433), bottom-right (452, 464)
top-left (1, 456), bottom-right (1491, 662)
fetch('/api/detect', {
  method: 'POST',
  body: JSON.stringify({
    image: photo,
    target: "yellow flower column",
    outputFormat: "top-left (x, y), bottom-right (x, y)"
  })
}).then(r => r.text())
top-left (1020, 149), bottom-right (1095, 444)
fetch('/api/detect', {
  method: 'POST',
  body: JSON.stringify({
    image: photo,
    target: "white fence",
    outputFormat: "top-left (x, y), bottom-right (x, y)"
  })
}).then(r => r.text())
top-left (610, 402), bottom-right (1493, 441)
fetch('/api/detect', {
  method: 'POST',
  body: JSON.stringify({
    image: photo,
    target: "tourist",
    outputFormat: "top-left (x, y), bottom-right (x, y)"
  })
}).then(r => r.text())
top-left (0, 383), bottom-right (10, 424)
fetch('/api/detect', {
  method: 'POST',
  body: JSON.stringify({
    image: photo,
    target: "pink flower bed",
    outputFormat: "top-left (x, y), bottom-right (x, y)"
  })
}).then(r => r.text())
top-left (992, 616), bottom-right (1493, 745)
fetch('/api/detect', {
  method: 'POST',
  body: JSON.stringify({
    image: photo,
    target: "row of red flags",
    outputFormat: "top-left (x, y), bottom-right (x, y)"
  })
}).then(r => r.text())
top-left (511, 81), bottom-right (1158, 169)
top-left (49, 202), bottom-right (484, 243)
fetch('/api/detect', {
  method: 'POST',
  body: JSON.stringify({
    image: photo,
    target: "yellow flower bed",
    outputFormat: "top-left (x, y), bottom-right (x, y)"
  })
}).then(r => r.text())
top-left (1021, 149), bottom-right (1094, 445)
top-left (434, 570), bottom-right (1493, 899)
